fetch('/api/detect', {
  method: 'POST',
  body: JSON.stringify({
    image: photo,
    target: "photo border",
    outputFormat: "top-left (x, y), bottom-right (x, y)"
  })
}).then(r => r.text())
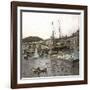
top-left (11, 1), bottom-right (88, 89)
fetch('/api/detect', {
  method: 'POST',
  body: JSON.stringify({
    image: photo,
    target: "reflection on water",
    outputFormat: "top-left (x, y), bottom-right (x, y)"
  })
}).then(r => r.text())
top-left (21, 53), bottom-right (79, 78)
top-left (33, 47), bottom-right (39, 58)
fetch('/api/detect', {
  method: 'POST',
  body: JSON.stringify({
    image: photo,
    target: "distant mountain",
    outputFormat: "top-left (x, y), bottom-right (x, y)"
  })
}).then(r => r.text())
top-left (22, 36), bottom-right (43, 42)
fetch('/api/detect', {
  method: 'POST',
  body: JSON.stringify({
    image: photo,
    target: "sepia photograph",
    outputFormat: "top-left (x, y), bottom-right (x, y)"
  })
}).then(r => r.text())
top-left (21, 10), bottom-right (80, 78)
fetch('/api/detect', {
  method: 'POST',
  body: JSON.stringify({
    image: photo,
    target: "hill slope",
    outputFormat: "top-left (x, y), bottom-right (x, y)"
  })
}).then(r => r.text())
top-left (22, 36), bottom-right (43, 42)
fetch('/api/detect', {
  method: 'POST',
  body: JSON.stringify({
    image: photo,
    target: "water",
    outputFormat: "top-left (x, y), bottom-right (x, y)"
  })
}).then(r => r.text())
top-left (21, 57), bottom-right (52, 77)
top-left (21, 50), bottom-right (79, 78)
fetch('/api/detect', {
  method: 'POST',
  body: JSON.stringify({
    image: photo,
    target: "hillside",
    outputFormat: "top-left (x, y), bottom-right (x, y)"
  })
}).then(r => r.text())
top-left (22, 36), bottom-right (43, 42)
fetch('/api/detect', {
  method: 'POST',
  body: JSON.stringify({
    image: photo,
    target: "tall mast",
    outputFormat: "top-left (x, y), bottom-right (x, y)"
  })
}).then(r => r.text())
top-left (58, 20), bottom-right (61, 38)
top-left (51, 21), bottom-right (55, 40)
top-left (51, 21), bottom-right (55, 46)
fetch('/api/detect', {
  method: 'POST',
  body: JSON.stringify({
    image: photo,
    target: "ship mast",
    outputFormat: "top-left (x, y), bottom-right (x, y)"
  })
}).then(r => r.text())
top-left (58, 20), bottom-right (61, 39)
top-left (51, 21), bottom-right (55, 46)
top-left (51, 22), bottom-right (55, 39)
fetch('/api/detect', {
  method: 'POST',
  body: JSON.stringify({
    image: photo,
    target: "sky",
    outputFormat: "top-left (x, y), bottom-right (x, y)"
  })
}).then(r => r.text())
top-left (22, 12), bottom-right (80, 39)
